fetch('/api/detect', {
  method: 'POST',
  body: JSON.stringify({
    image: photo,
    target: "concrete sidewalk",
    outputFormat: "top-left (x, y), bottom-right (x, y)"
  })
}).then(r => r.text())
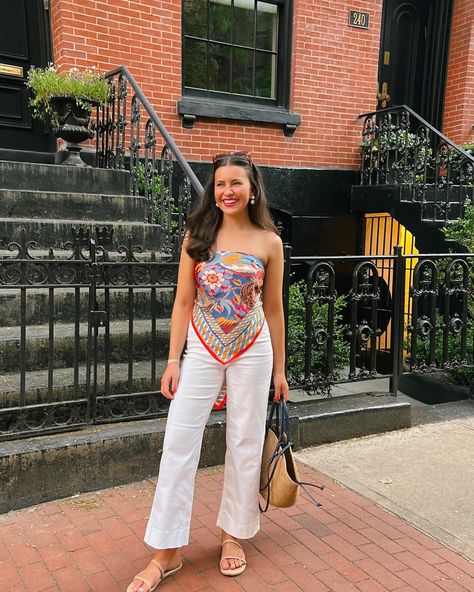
top-left (1, 457), bottom-right (473, 591)
top-left (295, 399), bottom-right (474, 562)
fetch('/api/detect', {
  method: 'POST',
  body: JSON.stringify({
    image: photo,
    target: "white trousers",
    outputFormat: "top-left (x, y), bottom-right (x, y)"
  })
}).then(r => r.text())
top-left (144, 322), bottom-right (273, 549)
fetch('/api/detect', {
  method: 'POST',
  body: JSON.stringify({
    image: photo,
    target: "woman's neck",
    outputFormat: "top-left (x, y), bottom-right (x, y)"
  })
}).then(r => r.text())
top-left (219, 213), bottom-right (253, 234)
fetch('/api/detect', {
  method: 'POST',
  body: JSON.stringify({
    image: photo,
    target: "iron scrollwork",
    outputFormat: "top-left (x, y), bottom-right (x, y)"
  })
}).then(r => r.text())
top-left (359, 105), bottom-right (474, 223)
top-left (348, 261), bottom-right (381, 380)
top-left (302, 261), bottom-right (337, 395)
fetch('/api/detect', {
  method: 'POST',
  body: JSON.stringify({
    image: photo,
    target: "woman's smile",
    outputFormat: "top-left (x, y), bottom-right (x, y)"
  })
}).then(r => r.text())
top-left (222, 197), bottom-right (238, 208)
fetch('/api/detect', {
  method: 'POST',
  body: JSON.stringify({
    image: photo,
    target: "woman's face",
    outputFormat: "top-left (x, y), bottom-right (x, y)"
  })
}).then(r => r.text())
top-left (214, 164), bottom-right (252, 218)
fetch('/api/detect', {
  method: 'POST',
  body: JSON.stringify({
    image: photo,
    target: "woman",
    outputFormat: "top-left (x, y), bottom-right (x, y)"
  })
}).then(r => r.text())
top-left (127, 151), bottom-right (289, 592)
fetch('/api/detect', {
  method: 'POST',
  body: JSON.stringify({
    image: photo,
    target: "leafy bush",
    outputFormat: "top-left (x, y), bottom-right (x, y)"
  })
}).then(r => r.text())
top-left (361, 126), bottom-right (431, 184)
top-left (287, 281), bottom-right (349, 395)
top-left (442, 199), bottom-right (474, 252)
top-left (449, 142), bottom-right (474, 185)
top-left (136, 163), bottom-right (179, 231)
top-left (26, 64), bottom-right (109, 122)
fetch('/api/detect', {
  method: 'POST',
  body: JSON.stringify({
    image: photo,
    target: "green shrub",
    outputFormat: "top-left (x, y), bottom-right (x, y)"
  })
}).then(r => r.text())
top-left (287, 281), bottom-right (349, 395)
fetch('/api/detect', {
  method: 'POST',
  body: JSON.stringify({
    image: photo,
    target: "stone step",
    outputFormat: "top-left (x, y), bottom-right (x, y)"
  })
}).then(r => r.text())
top-left (0, 148), bottom-right (55, 165)
top-left (0, 318), bottom-right (170, 373)
top-left (0, 217), bottom-right (163, 249)
top-left (0, 360), bottom-right (168, 408)
top-left (0, 287), bottom-right (174, 327)
top-left (0, 189), bottom-right (146, 222)
top-left (0, 159), bottom-right (129, 195)
top-left (0, 394), bottom-right (411, 512)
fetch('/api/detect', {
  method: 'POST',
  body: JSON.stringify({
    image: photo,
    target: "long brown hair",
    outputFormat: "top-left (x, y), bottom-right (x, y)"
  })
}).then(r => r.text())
top-left (186, 153), bottom-right (278, 261)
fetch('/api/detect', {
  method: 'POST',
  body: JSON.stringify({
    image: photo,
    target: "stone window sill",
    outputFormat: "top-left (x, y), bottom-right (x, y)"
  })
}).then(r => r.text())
top-left (177, 97), bottom-right (301, 137)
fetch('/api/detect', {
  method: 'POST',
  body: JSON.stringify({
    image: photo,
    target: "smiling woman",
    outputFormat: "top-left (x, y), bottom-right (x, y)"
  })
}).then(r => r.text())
top-left (127, 151), bottom-right (288, 591)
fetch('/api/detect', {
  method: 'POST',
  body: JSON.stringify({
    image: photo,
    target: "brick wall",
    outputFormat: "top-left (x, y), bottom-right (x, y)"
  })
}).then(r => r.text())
top-left (50, 0), bottom-right (382, 168)
top-left (443, 0), bottom-right (474, 145)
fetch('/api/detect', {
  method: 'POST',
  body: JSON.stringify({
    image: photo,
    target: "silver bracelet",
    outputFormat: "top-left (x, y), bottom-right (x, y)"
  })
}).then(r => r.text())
top-left (167, 358), bottom-right (180, 366)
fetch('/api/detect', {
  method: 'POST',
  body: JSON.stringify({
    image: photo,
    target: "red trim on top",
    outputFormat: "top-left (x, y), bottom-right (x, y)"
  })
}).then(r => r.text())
top-left (191, 317), bottom-right (265, 365)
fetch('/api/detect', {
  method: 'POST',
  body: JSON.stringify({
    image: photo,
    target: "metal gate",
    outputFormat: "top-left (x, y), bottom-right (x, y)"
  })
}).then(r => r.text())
top-left (0, 230), bottom-right (178, 440)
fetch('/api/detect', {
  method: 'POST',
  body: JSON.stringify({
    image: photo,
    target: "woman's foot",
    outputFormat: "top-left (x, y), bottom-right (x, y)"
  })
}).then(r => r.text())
top-left (220, 532), bottom-right (247, 576)
top-left (127, 549), bottom-right (182, 592)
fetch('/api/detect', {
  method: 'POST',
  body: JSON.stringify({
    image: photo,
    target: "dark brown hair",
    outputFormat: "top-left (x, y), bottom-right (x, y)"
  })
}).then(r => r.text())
top-left (185, 153), bottom-right (278, 261)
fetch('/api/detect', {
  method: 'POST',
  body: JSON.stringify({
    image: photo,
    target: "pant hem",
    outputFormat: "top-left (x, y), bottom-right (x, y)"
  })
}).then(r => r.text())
top-left (216, 510), bottom-right (260, 540)
top-left (144, 527), bottom-right (190, 550)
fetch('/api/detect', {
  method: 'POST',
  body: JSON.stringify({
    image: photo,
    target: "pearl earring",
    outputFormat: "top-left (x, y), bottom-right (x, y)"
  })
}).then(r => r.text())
top-left (216, 202), bottom-right (219, 207)
top-left (250, 195), bottom-right (255, 205)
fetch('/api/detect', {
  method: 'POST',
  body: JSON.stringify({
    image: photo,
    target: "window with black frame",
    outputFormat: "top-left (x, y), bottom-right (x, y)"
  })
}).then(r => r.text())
top-left (183, 0), bottom-right (286, 105)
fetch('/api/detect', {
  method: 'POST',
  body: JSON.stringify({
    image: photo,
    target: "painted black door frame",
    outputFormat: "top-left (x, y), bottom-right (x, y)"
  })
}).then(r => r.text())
top-left (0, 0), bottom-right (54, 152)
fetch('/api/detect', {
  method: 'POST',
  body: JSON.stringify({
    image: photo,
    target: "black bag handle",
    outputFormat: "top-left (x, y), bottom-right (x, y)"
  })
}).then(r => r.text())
top-left (260, 399), bottom-right (324, 513)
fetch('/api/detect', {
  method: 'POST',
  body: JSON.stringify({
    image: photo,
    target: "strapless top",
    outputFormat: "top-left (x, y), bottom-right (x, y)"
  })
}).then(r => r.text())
top-left (192, 251), bottom-right (266, 408)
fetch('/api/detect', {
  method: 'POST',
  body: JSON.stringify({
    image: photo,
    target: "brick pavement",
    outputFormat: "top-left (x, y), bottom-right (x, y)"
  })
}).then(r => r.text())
top-left (1, 462), bottom-right (473, 592)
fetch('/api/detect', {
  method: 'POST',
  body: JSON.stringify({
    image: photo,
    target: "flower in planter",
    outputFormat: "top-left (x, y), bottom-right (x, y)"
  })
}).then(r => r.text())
top-left (25, 63), bottom-right (110, 124)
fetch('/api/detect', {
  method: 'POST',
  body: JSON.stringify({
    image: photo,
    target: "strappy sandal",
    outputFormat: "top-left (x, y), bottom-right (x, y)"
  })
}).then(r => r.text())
top-left (220, 538), bottom-right (247, 577)
top-left (126, 558), bottom-right (182, 592)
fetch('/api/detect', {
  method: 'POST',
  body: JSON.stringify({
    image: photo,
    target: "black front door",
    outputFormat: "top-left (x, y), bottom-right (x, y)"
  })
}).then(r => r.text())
top-left (0, 0), bottom-right (53, 152)
top-left (378, 0), bottom-right (453, 129)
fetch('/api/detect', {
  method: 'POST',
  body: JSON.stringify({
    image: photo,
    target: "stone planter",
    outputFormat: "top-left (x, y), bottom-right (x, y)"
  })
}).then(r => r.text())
top-left (49, 96), bottom-right (95, 167)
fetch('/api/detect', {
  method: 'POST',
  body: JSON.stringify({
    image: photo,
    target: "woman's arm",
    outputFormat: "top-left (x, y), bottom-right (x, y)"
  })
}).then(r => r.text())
top-left (160, 239), bottom-right (196, 399)
top-left (262, 234), bottom-right (289, 401)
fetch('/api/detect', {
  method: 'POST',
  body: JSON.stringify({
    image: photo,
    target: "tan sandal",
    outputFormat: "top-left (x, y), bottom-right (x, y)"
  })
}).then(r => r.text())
top-left (220, 538), bottom-right (247, 577)
top-left (126, 558), bottom-right (182, 592)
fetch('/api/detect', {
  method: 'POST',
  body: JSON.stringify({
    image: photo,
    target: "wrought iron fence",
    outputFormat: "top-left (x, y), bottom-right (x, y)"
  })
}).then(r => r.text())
top-left (359, 105), bottom-right (474, 222)
top-left (286, 249), bottom-right (474, 397)
top-left (0, 230), bottom-right (178, 440)
top-left (1, 235), bottom-right (473, 441)
top-left (95, 66), bottom-right (203, 258)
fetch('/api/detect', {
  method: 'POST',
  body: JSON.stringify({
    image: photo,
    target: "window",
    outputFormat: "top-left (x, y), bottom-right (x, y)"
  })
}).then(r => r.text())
top-left (179, 0), bottom-right (300, 135)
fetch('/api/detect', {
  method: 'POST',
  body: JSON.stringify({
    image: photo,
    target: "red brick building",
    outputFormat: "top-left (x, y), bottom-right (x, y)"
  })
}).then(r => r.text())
top-left (1, 0), bottom-right (473, 255)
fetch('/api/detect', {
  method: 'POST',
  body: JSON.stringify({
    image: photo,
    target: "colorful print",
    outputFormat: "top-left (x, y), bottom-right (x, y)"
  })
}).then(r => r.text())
top-left (192, 251), bottom-right (266, 409)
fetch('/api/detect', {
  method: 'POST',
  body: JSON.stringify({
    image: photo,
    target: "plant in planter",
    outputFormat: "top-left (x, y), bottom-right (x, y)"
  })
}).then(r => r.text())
top-left (26, 64), bottom-right (110, 166)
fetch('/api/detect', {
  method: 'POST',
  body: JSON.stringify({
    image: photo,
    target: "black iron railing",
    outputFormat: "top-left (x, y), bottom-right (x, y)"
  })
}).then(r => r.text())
top-left (359, 105), bottom-right (474, 222)
top-left (0, 230), bottom-right (178, 440)
top-left (286, 249), bottom-right (474, 397)
top-left (95, 66), bottom-right (203, 257)
top-left (1, 232), bottom-right (473, 440)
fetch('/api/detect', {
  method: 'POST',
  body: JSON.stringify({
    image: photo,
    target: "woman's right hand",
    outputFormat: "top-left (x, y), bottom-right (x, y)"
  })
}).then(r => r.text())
top-left (160, 363), bottom-right (180, 399)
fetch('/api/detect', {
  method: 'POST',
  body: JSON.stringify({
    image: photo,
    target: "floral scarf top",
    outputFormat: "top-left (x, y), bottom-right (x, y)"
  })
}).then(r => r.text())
top-left (192, 250), bottom-right (265, 370)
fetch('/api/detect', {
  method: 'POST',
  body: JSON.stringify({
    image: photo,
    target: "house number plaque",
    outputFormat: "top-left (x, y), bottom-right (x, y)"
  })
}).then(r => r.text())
top-left (349, 11), bottom-right (370, 29)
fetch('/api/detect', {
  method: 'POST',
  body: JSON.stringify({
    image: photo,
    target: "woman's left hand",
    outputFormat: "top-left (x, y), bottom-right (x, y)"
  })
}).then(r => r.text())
top-left (273, 372), bottom-right (289, 402)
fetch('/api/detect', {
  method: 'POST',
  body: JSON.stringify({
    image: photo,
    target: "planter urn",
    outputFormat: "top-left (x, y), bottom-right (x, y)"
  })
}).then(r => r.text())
top-left (49, 96), bottom-right (95, 166)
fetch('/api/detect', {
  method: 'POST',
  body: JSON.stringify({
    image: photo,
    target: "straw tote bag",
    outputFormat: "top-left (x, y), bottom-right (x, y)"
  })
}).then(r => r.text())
top-left (259, 400), bottom-right (324, 512)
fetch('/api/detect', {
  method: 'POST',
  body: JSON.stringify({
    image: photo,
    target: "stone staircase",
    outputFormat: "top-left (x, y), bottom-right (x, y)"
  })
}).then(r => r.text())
top-left (0, 159), bottom-right (174, 417)
top-left (0, 160), bottom-right (162, 248)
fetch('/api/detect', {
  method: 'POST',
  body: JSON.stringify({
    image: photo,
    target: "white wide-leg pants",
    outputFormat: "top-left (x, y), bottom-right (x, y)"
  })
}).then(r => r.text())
top-left (144, 322), bottom-right (273, 549)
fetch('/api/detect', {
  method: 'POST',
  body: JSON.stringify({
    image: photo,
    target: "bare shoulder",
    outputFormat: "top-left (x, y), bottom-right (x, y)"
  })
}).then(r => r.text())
top-left (261, 231), bottom-right (283, 262)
